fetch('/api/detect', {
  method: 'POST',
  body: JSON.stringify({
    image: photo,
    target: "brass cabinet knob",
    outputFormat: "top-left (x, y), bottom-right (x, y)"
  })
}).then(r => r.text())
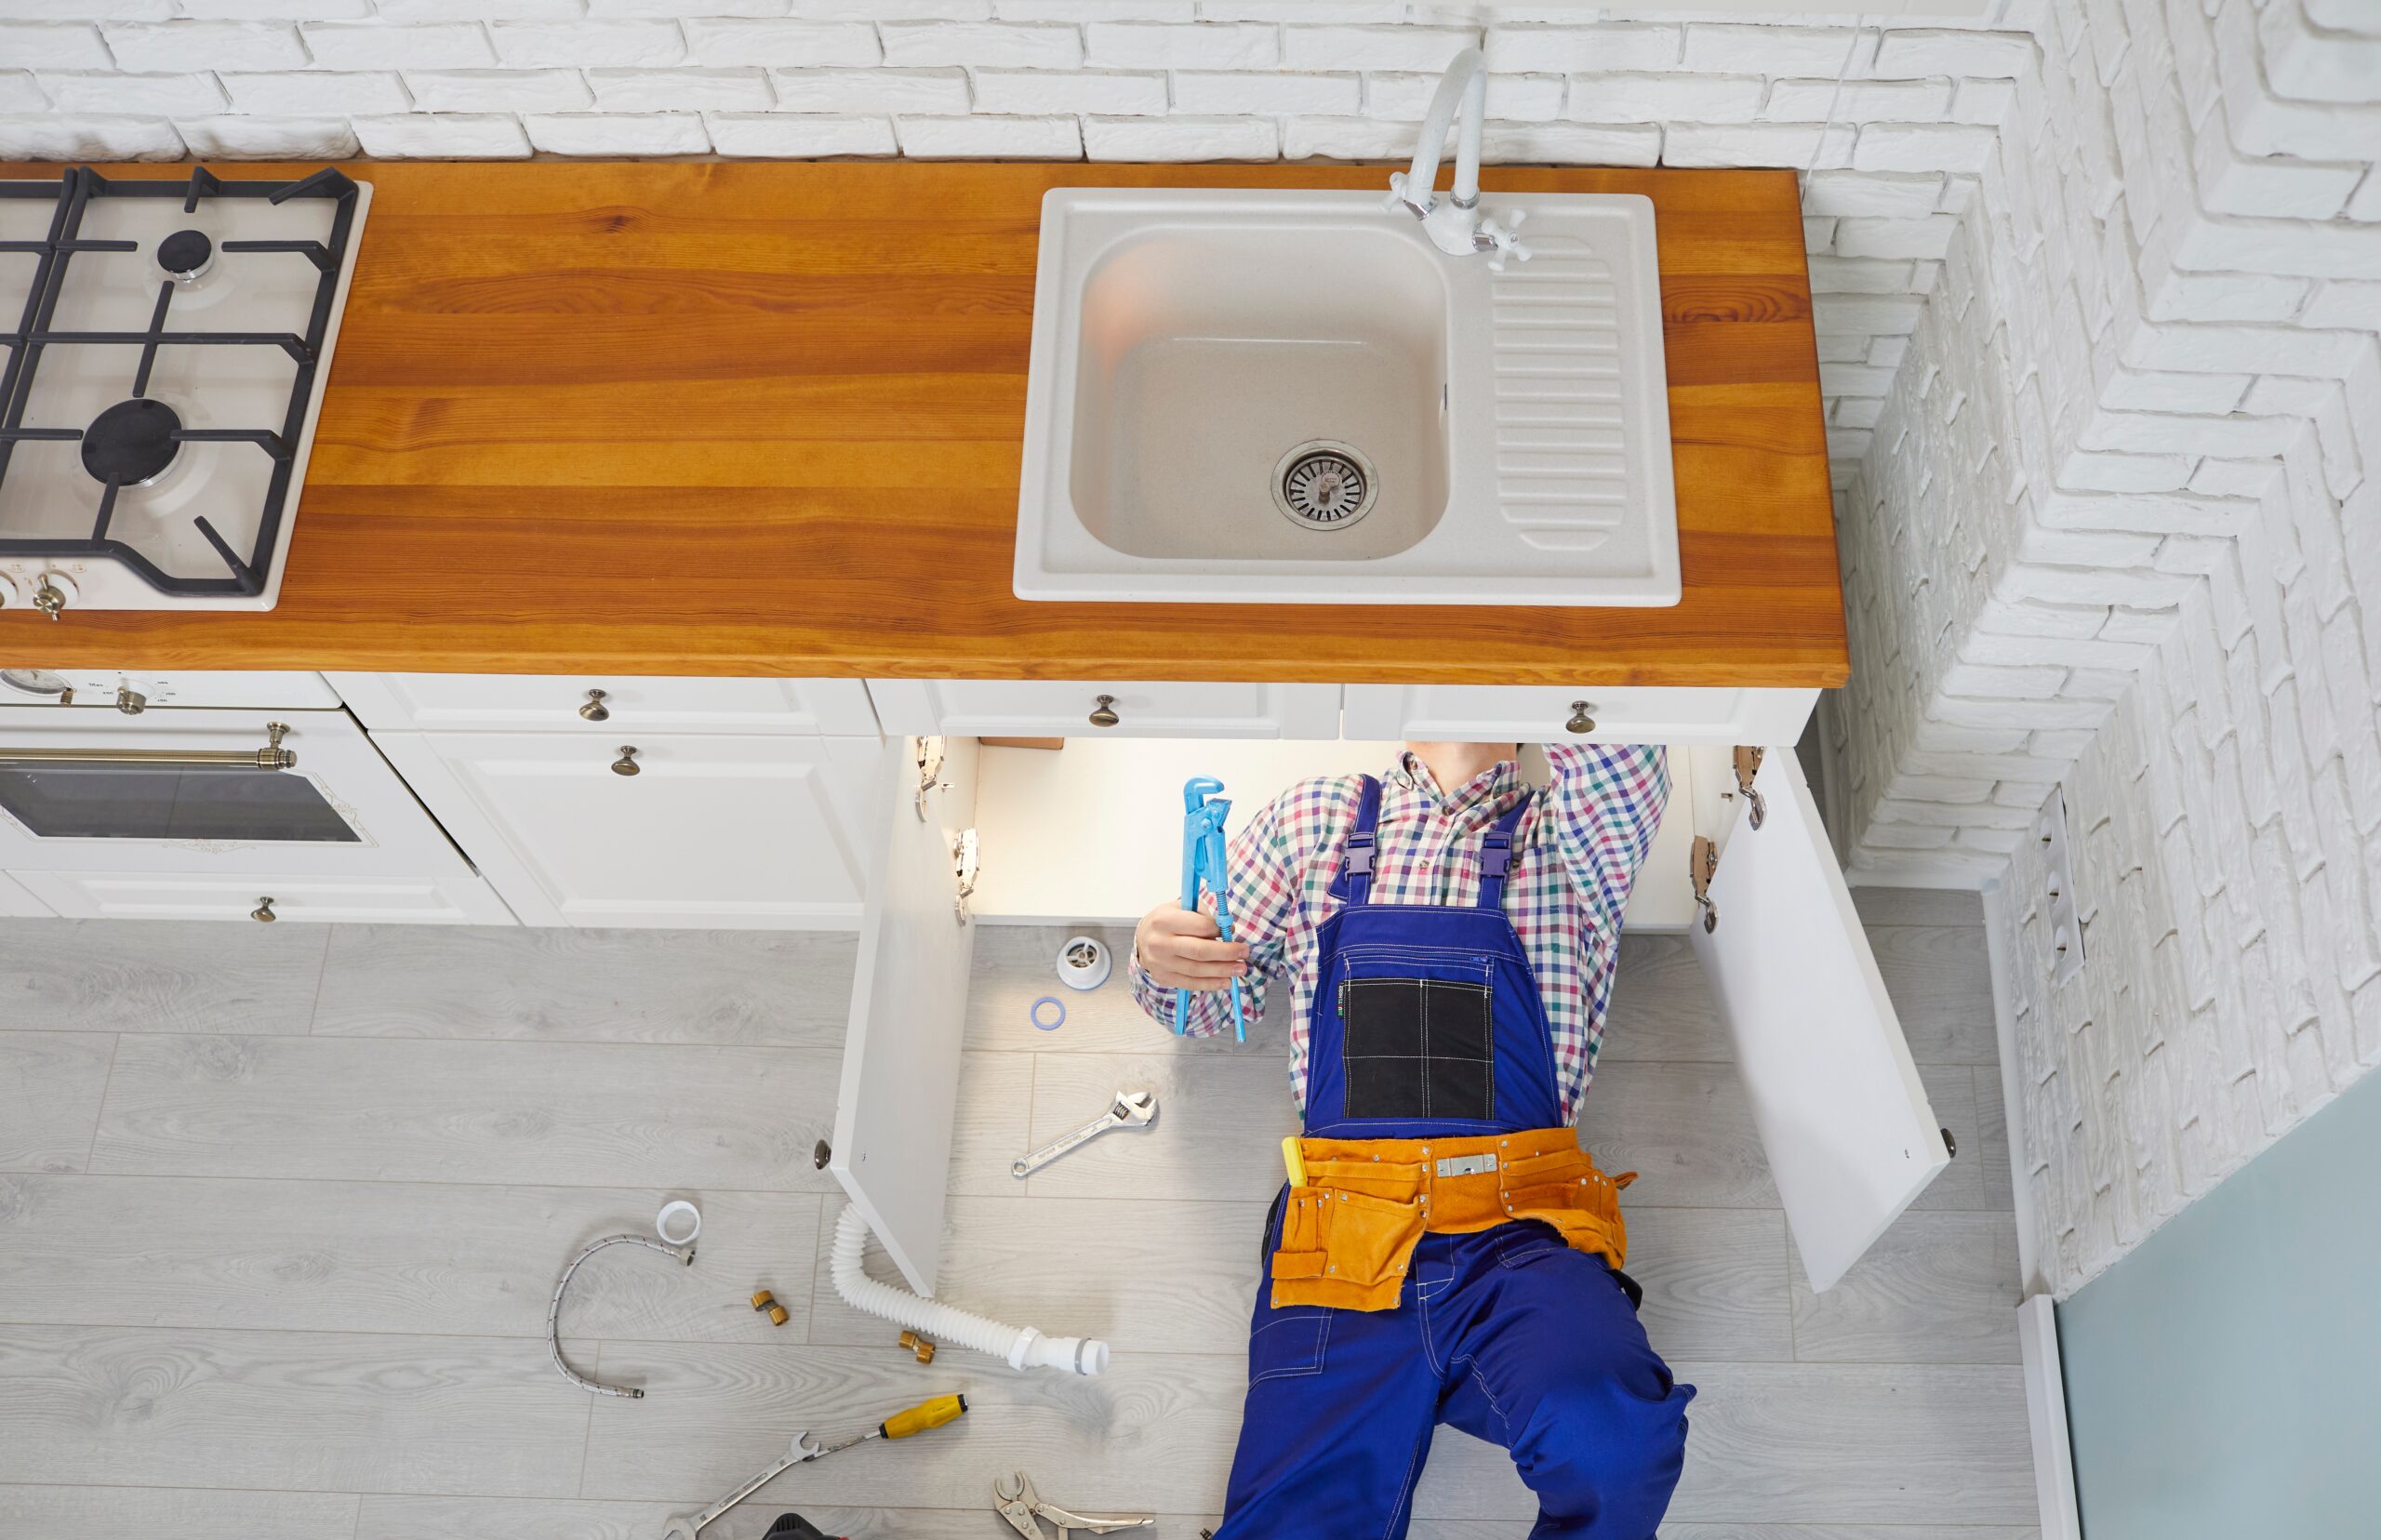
top-left (251, 897), bottom-right (276, 923)
top-left (579, 688), bottom-right (611, 723)
top-left (1565, 700), bottom-right (1597, 735)
top-left (611, 746), bottom-right (641, 777)
top-left (1087, 694), bottom-right (1121, 728)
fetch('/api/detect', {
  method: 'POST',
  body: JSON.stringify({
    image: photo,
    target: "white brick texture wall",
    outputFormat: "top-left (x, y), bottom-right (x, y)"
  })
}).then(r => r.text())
top-left (1816, 0), bottom-right (2381, 1294)
top-left (5, 0), bottom-right (2376, 1297)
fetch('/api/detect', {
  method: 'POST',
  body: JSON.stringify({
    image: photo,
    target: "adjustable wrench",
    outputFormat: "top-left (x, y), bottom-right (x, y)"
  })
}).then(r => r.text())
top-left (1012, 1090), bottom-right (1157, 1179)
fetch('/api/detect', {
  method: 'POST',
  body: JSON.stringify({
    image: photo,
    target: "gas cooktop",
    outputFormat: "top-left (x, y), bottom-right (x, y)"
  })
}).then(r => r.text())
top-left (0, 166), bottom-right (372, 616)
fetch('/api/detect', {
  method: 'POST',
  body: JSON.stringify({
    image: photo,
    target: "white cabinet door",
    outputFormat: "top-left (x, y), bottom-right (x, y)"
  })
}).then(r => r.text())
top-left (831, 737), bottom-right (979, 1294)
top-left (328, 672), bottom-right (881, 737)
top-left (1341, 684), bottom-right (1818, 747)
top-left (373, 731), bottom-right (881, 929)
top-left (1685, 746), bottom-right (1949, 1292)
top-left (869, 680), bottom-right (1341, 739)
top-left (0, 870), bottom-right (52, 917)
top-left (17, 868), bottom-right (514, 925)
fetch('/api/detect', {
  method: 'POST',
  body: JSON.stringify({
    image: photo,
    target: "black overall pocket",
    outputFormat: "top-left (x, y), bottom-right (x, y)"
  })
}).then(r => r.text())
top-left (1336, 948), bottom-right (1496, 1122)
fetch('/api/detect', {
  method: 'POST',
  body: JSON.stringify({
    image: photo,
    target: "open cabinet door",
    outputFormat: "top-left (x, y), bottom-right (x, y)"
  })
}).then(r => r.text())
top-left (1683, 746), bottom-right (1949, 1293)
top-left (830, 736), bottom-right (978, 1295)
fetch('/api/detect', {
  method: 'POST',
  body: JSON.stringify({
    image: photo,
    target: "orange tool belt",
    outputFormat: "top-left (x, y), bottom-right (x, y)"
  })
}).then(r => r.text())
top-left (1270, 1125), bottom-right (1634, 1312)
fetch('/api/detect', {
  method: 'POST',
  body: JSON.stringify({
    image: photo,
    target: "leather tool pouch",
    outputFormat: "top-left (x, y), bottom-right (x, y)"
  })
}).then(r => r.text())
top-left (1269, 1180), bottom-right (1426, 1313)
top-left (1268, 1139), bottom-right (1635, 1314)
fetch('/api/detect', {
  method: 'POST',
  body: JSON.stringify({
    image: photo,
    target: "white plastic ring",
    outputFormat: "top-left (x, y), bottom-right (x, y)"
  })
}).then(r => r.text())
top-left (656, 1200), bottom-right (701, 1246)
top-left (1056, 935), bottom-right (1112, 992)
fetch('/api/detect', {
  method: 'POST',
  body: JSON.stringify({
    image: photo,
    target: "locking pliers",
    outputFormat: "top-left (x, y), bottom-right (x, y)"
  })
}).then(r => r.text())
top-left (993, 1470), bottom-right (1155, 1539)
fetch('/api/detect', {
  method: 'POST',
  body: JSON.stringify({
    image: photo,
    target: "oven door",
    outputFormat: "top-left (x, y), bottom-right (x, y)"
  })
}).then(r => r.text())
top-left (0, 706), bottom-right (471, 880)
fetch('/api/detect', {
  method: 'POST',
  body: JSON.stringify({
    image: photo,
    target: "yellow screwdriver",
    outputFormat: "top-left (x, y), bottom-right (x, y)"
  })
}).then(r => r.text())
top-left (805, 1392), bottom-right (967, 1460)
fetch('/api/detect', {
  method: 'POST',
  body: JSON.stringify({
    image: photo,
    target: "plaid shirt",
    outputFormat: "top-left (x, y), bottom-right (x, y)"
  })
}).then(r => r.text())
top-left (1130, 744), bottom-right (1668, 1124)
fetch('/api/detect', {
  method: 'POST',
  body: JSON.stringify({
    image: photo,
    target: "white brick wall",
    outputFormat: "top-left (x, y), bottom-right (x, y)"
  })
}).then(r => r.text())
top-left (1818, 0), bottom-right (2381, 1295)
top-left (9, 0), bottom-right (2377, 1299)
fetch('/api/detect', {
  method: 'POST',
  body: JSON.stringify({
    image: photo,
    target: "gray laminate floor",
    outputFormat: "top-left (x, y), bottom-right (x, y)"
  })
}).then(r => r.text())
top-left (0, 891), bottom-right (2036, 1539)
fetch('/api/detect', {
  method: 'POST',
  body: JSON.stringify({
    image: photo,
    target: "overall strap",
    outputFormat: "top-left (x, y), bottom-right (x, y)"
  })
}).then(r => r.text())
top-left (1331, 776), bottom-right (1384, 906)
top-left (1475, 791), bottom-right (1532, 911)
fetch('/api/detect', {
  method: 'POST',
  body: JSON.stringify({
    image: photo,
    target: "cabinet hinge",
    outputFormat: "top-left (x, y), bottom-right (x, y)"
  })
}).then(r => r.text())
top-left (951, 826), bottom-right (979, 924)
top-left (914, 736), bottom-right (949, 821)
top-left (1730, 746), bottom-right (1767, 830)
top-left (1689, 834), bottom-right (1719, 935)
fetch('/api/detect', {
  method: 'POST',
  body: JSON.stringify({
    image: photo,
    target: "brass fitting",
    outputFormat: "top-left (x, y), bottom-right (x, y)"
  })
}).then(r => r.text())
top-left (898, 1329), bottom-right (937, 1364)
top-left (749, 1288), bottom-right (789, 1327)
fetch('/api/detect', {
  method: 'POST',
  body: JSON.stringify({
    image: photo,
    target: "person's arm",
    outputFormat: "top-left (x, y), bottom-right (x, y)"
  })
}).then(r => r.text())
top-left (1129, 788), bottom-right (1306, 1038)
top-left (1539, 743), bottom-right (1669, 937)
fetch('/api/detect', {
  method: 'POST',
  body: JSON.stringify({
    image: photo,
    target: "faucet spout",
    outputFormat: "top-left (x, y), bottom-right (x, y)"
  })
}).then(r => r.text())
top-left (1385, 46), bottom-right (1529, 267)
top-left (1391, 45), bottom-right (1486, 219)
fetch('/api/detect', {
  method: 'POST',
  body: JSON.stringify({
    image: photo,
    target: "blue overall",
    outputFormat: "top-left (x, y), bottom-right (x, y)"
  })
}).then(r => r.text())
top-left (1215, 778), bottom-right (1695, 1540)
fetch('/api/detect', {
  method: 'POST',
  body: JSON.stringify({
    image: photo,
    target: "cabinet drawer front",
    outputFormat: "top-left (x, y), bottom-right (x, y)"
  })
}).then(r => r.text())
top-left (1341, 685), bottom-right (1817, 747)
top-left (870, 680), bottom-right (1340, 739)
top-left (15, 869), bottom-right (514, 924)
top-left (327, 673), bottom-right (879, 737)
top-left (380, 732), bottom-right (880, 930)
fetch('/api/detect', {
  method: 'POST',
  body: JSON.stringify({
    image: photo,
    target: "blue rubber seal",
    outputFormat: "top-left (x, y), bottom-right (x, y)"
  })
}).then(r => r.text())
top-left (1030, 996), bottom-right (1067, 1031)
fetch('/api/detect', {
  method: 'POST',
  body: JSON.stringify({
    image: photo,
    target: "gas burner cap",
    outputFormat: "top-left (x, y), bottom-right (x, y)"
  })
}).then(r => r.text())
top-left (156, 228), bottom-right (214, 284)
top-left (81, 398), bottom-right (182, 487)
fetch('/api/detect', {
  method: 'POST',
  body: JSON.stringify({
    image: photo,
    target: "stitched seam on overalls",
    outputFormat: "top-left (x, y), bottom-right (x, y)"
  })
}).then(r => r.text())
top-left (1383, 1427), bottom-right (1430, 1540)
top-left (1417, 976), bottom-right (1430, 1121)
top-left (1454, 1351), bottom-right (1516, 1441)
top-left (1248, 1310), bottom-right (1332, 1384)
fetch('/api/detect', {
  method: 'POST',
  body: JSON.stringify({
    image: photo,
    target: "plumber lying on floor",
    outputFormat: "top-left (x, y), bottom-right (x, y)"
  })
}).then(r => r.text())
top-left (1132, 741), bottom-right (1694, 1540)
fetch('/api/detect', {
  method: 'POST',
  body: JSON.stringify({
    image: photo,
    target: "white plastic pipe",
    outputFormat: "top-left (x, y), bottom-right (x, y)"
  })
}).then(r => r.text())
top-left (829, 1201), bottom-right (1110, 1375)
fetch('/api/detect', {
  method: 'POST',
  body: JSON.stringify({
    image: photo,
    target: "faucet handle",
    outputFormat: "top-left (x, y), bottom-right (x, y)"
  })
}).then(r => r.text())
top-left (1481, 210), bottom-right (1533, 272)
top-left (1384, 170), bottom-right (1430, 219)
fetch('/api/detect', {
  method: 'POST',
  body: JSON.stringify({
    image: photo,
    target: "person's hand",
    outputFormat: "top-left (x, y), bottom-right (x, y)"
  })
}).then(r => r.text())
top-left (1135, 901), bottom-right (1249, 991)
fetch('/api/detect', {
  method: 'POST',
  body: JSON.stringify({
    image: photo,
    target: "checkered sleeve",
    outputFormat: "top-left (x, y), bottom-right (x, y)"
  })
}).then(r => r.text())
top-left (1128, 784), bottom-right (1310, 1040)
top-left (1540, 743), bottom-right (1669, 936)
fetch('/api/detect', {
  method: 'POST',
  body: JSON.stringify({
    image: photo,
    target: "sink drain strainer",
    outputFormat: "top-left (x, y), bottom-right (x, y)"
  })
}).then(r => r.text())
top-left (1273, 441), bottom-right (1378, 531)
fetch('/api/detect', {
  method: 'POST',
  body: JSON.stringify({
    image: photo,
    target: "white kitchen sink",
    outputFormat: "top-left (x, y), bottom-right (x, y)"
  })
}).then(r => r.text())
top-left (1014, 187), bottom-right (1680, 606)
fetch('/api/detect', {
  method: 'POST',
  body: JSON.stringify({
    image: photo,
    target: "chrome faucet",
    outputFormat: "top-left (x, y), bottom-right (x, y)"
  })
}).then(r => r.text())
top-left (1384, 46), bottom-right (1530, 270)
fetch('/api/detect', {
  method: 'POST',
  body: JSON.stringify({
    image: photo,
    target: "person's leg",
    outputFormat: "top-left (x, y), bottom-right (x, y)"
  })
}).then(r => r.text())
top-left (1431, 1224), bottom-right (1694, 1539)
top-left (1214, 1197), bottom-right (1443, 1540)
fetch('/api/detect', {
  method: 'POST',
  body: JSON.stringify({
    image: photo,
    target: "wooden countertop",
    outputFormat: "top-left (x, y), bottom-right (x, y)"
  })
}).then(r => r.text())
top-left (0, 160), bottom-right (1843, 687)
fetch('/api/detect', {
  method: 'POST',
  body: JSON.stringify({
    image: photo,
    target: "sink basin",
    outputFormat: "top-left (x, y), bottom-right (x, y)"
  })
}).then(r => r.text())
top-left (1015, 188), bottom-right (1680, 606)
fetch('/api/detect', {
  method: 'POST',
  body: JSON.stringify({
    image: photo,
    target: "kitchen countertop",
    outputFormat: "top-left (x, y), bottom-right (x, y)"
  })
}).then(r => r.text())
top-left (0, 160), bottom-right (1843, 686)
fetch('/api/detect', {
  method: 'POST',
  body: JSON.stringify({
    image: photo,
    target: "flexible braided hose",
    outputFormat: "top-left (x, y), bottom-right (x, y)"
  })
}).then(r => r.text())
top-left (830, 1201), bottom-right (1107, 1375)
top-left (548, 1232), bottom-right (695, 1398)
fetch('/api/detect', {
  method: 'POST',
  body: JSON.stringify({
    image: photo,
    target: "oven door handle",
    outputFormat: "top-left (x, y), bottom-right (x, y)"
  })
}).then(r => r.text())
top-left (0, 721), bottom-right (297, 772)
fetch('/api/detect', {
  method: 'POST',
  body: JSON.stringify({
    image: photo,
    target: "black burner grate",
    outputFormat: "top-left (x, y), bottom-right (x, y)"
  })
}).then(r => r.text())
top-left (0, 165), bottom-right (361, 597)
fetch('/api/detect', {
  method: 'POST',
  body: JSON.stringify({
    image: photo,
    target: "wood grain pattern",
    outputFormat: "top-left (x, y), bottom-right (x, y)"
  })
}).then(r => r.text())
top-left (89, 1035), bottom-right (840, 1190)
top-left (0, 920), bottom-right (326, 1035)
top-left (1789, 1211), bottom-right (2023, 1365)
top-left (312, 924), bottom-right (857, 1045)
top-left (1576, 1057), bottom-right (1778, 1209)
top-left (0, 1175), bottom-right (820, 1343)
top-left (0, 1484), bottom-right (361, 1540)
top-left (0, 161), bottom-right (1842, 688)
top-left (0, 1031), bottom-right (113, 1173)
top-left (1868, 927), bottom-right (2002, 1065)
top-left (0, 1324), bottom-right (591, 1496)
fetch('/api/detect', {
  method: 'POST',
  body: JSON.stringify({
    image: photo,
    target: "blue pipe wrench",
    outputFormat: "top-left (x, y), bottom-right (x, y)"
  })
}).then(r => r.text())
top-left (1177, 775), bottom-right (1245, 1042)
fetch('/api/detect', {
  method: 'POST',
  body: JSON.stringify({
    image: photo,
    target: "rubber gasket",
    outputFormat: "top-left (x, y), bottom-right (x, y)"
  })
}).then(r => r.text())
top-left (1030, 995), bottom-right (1067, 1031)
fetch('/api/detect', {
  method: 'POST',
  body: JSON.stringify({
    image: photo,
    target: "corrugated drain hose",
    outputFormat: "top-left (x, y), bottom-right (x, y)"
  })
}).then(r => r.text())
top-left (830, 1201), bottom-right (1108, 1375)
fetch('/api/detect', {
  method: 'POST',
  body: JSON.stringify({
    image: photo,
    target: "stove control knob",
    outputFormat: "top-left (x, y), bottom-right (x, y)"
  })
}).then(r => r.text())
top-left (31, 571), bottom-right (75, 621)
top-left (0, 572), bottom-right (16, 609)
